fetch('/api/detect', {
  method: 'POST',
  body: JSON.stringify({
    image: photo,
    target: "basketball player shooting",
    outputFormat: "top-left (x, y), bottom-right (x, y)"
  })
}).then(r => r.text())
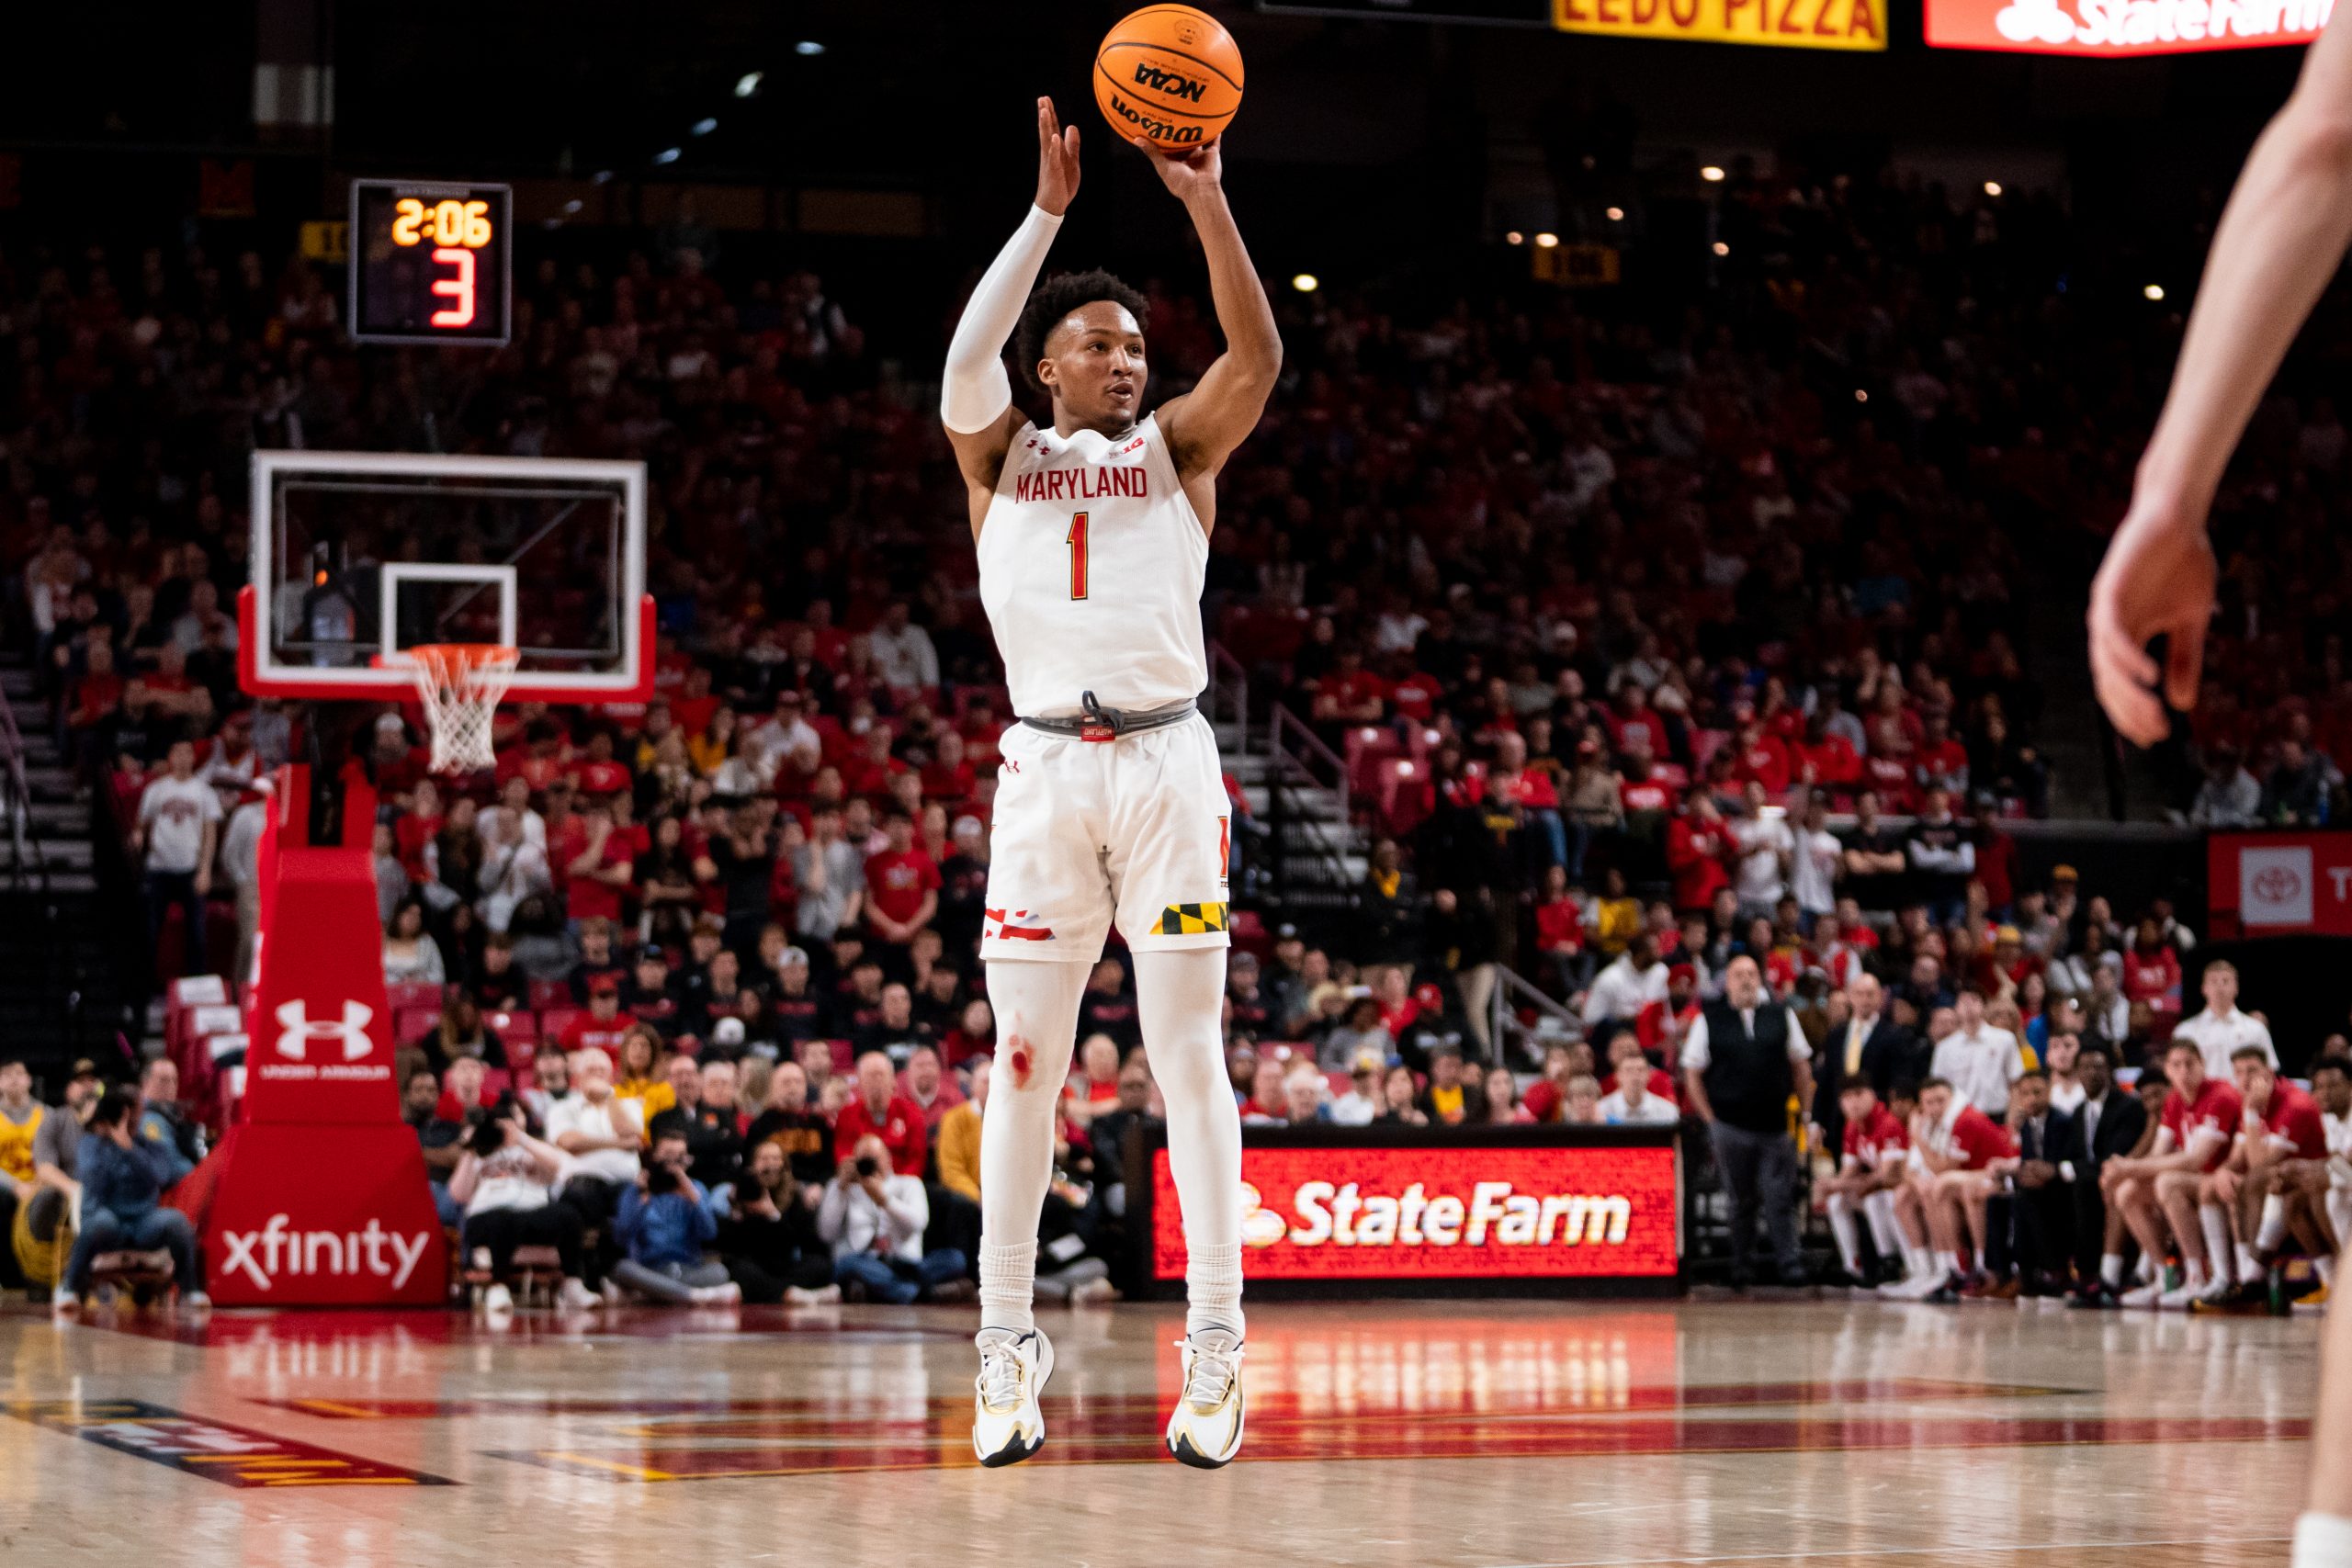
top-left (940, 97), bottom-right (1280, 1469)
top-left (2086, 15), bottom-right (2352, 1564)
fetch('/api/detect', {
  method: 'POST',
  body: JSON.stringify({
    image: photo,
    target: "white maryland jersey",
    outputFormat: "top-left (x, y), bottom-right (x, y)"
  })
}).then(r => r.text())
top-left (977, 412), bottom-right (1208, 718)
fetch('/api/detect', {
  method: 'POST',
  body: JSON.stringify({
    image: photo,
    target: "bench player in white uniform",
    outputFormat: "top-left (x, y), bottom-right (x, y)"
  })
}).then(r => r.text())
top-left (940, 99), bottom-right (1280, 1470)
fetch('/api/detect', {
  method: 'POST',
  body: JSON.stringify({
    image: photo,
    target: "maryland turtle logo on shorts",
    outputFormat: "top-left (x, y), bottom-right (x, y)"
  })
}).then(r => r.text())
top-left (1157, 901), bottom-right (1229, 936)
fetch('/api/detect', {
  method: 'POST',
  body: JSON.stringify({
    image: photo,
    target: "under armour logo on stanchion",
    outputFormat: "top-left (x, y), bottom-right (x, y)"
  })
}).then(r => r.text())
top-left (274, 999), bottom-right (375, 1063)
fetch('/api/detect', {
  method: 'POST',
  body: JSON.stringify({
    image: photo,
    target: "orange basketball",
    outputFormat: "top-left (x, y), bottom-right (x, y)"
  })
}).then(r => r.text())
top-left (1093, 5), bottom-right (1245, 156)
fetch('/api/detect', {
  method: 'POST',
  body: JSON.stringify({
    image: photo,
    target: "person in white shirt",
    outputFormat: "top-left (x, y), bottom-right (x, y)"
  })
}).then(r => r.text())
top-left (1598, 1066), bottom-right (1679, 1126)
top-left (544, 1050), bottom-right (645, 1189)
top-left (746, 694), bottom-right (821, 777)
top-left (1790, 795), bottom-right (1843, 918)
top-left (1929, 987), bottom-right (2024, 1120)
top-left (220, 781), bottom-right (271, 986)
top-left (1329, 1051), bottom-right (1383, 1127)
top-left (1582, 936), bottom-right (1669, 1026)
top-left (2168, 959), bottom-right (2277, 1082)
top-left (2312, 1059), bottom-right (2352, 1257)
top-left (1730, 784), bottom-right (1793, 915)
top-left (136, 739), bottom-right (223, 978)
top-left (818, 1134), bottom-right (967, 1303)
top-left (865, 603), bottom-right (941, 693)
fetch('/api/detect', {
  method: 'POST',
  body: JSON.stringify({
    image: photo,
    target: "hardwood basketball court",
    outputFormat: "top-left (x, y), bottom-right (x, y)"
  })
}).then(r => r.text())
top-left (0, 1298), bottom-right (2311, 1565)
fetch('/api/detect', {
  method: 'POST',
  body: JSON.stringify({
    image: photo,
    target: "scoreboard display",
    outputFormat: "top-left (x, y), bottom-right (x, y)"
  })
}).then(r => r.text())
top-left (347, 180), bottom-right (512, 346)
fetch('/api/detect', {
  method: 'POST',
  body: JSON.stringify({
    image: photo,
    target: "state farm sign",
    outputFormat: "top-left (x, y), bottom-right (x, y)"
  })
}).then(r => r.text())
top-left (1151, 1143), bottom-right (1679, 1281)
top-left (1926, 0), bottom-right (2327, 52)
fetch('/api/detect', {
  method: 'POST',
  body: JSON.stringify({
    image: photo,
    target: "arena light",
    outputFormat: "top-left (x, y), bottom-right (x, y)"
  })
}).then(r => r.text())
top-left (1855, 389), bottom-right (1869, 402)
top-left (1701, 165), bottom-right (1726, 183)
top-left (563, 198), bottom-right (583, 214)
top-left (795, 39), bottom-right (826, 55)
top-left (1505, 231), bottom-right (1525, 245)
top-left (735, 71), bottom-right (764, 97)
top-left (1605, 206), bottom-right (1624, 221)
top-left (653, 147), bottom-right (682, 165)
top-left (592, 170), bottom-right (615, 185)
top-left (1534, 232), bottom-right (1559, 249)
top-left (2144, 283), bottom-right (2165, 301)
top-left (691, 118), bottom-right (718, 137)
top-left (1291, 273), bottom-right (1319, 293)
top-left (1712, 241), bottom-right (1730, 256)
top-left (1984, 180), bottom-right (2003, 197)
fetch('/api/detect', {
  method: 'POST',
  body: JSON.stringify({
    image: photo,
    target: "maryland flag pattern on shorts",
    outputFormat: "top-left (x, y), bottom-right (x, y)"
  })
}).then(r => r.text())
top-left (1157, 901), bottom-right (1229, 936)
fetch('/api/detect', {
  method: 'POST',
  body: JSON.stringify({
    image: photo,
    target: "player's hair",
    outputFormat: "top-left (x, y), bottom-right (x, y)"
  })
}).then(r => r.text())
top-left (2165, 1035), bottom-right (2202, 1058)
top-left (1838, 1079), bottom-right (1876, 1099)
top-left (2203, 958), bottom-right (2237, 979)
top-left (1016, 269), bottom-right (1151, 392)
top-left (2316, 1057), bottom-right (2350, 1077)
top-left (2230, 1043), bottom-right (2273, 1067)
top-left (2017, 1067), bottom-right (2050, 1084)
top-left (1919, 1076), bottom-right (1952, 1094)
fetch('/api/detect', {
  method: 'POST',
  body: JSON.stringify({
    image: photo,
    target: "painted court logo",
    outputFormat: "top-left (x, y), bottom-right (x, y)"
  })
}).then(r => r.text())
top-left (274, 999), bottom-right (374, 1063)
top-left (219, 1213), bottom-right (432, 1293)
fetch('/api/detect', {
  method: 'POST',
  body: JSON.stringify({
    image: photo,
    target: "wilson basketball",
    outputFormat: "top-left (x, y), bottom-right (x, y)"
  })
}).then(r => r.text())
top-left (1093, 5), bottom-right (1245, 156)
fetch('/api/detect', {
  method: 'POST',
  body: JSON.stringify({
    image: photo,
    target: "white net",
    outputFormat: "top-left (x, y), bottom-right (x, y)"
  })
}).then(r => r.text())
top-left (406, 645), bottom-right (520, 773)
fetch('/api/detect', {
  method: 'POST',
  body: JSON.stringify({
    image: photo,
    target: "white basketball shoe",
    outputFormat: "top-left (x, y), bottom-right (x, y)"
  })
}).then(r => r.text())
top-left (973, 1327), bottom-right (1056, 1467)
top-left (1165, 1326), bottom-right (1247, 1469)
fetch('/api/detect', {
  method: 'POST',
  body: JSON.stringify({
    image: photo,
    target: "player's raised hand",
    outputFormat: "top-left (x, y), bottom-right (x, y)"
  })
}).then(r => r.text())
top-left (1132, 134), bottom-right (1222, 199)
top-left (2086, 494), bottom-right (2218, 748)
top-left (1035, 97), bottom-right (1080, 216)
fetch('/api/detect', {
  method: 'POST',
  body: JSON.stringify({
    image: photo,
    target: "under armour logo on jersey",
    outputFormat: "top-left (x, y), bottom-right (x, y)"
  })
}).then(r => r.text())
top-left (275, 999), bottom-right (375, 1063)
top-left (1004, 759), bottom-right (1021, 774)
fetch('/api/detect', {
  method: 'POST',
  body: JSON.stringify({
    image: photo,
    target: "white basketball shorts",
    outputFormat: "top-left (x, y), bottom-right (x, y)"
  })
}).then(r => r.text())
top-left (979, 712), bottom-right (1231, 964)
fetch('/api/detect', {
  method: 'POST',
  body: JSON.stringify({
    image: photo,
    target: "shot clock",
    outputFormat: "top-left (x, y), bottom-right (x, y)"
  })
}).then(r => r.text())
top-left (347, 180), bottom-right (513, 346)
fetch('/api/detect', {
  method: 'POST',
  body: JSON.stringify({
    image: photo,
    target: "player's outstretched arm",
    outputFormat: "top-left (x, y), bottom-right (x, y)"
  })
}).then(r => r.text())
top-left (2091, 15), bottom-right (2352, 745)
top-left (1134, 137), bottom-right (1283, 487)
top-left (944, 98), bottom-right (1081, 534)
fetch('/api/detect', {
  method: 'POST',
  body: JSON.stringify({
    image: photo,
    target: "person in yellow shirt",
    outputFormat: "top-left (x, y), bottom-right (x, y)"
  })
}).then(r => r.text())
top-left (938, 1059), bottom-right (987, 1203)
top-left (0, 1057), bottom-right (45, 1289)
top-left (614, 1024), bottom-right (676, 1126)
top-left (1590, 866), bottom-right (1643, 958)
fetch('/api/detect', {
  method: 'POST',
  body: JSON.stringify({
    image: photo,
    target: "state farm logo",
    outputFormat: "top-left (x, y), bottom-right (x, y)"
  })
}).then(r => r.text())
top-left (1991, 0), bottom-right (2327, 47)
top-left (1131, 62), bottom-right (1209, 103)
top-left (1239, 1178), bottom-right (1634, 1249)
top-left (275, 999), bottom-right (373, 1063)
top-left (219, 1213), bottom-right (432, 1292)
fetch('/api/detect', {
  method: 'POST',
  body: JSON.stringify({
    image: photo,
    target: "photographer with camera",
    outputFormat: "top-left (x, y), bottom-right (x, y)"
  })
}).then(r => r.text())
top-left (818, 1134), bottom-right (972, 1303)
top-left (610, 1127), bottom-right (741, 1306)
top-left (716, 1139), bottom-right (841, 1304)
top-left (447, 1097), bottom-right (596, 1314)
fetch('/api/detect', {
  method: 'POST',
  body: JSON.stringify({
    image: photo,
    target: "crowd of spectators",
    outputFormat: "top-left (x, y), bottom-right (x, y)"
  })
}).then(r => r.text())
top-left (6, 158), bottom-right (2346, 1308)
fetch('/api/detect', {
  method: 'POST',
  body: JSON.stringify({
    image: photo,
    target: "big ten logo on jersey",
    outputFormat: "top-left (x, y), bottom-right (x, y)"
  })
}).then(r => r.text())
top-left (262, 999), bottom-right (387, 1081)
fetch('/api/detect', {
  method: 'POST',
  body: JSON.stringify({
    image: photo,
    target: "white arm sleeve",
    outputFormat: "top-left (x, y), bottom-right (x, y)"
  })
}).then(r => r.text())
top-left (940, 204), bottom-right (1063, 434)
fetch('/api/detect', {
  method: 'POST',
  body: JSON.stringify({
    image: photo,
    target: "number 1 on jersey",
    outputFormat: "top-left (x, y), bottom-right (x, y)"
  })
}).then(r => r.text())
top-left (1067, 511), bottom-right (1090, 601)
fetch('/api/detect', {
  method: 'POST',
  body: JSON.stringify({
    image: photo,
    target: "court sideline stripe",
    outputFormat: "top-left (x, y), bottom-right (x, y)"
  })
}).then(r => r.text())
top-left (1480, 1536), bottom-right (2295, 1568)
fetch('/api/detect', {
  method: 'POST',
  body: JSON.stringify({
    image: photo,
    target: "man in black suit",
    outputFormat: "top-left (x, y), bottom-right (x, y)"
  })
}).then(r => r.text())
top-left (2063, 1043), bottom-right (2150, 1306)
top-left (1812, 972), bottom-right (1922, 1154)
top-left (2007, 1068), bottom-right (2075, 1293)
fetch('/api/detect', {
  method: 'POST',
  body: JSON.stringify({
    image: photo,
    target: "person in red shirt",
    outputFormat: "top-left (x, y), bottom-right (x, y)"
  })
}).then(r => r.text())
top-left (1886, 1077), bottom-right (2019, 1299)
top-left (2217, 1046), bottom-right (2339, 1304)
top-left (2120, 919), bottom-right (2184, 1017)
top-left (569, 728), bottom-right (634, 798)
top-left (1914, 710), bottom-right (1971, 797)
top-left (1311, 648), bottom-right (1388, 726)
top-left (1730, 716), bottom-right (1792, 797)
top-left (1605, 683), bottom-right (1668, 761)
top-left (833, 1049), bottom-right (931, 1178)
top-left (1823, 1081), bottom-right (1909, 1284)
top-left (863, 809), bottom-right (941, 976)
top-left (1634, 963), bottom-right (1701, 1058)
top-left (1384, 654), bottom-right (1440, 726)
top-left (1601, 1030), bottom-right (1679, 1107)
top-left (1530, 864), bottom-right (1586, 991)
top-left (1793, 709), bottom-right (1861, 797)
top-left (920, 729), bottom-right (978, 807)
top-left (2105, 1036), bottom-right (2245, 1308)
top-left (1664, 795), bottom-right (1735, 915)
top-left (560, 797), bottom-right (638, 926)
top-left (560, 980), bottom-right (636, 1063)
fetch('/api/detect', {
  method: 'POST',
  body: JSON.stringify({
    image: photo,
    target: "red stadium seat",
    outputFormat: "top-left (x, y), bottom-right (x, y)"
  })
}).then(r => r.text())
top-left (504, 1039), bottom-right (537, 1082)
top-left (487, 1010), bottom-right (538, 1043)
top-left (387, 980), bottom-right (444, 1013)
top-left (538, 1007), bottom-right (583, 1046)
top-left (830, 1039), bottom-right (854, 1074)
top-left (527, 978), bottom-right (574, 1012)
top-left (394, 1008), bottom-right (441, 1045)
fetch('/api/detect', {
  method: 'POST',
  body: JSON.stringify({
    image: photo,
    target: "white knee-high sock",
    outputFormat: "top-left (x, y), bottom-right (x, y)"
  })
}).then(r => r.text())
top-left (1826, 1193), bottom-right (1862, 1275)
top-left (1135, 947), bottom-right (1244, 1341)
top-left (1863, 1190), bottom-right (1904, 1258)
top-left (2294, 1513), bottom-right (2352, 1567)
top-left (2201, 1205), bottom-right (2236, 1283)
top-left (976, 957), bottom-right (1089, 1336)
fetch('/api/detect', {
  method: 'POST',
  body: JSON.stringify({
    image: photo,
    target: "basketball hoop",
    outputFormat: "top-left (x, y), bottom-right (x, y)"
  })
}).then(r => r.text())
top-left (400, 643), bottom-right (520, 773)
